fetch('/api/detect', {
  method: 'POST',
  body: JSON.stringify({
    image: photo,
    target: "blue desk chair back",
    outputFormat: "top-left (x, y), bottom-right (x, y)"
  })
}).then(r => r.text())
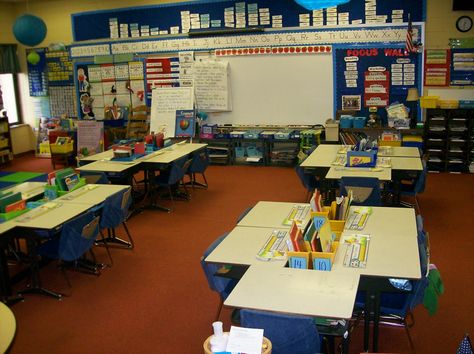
top-left (154, 157), bottom-right (192, 210)
top-left (31, 211), bottom-right (101, 298)
top-left (240, 309), bottom-right (321, 354)
top-left (187, 148), bottom-right (210, 189)
top-left (200, 232), bottom-right (238, 321)
top-left (399, 160), bottom-right (427, 213)
top-left (99, 187), bottom-right (134, 250)
top-left (295, 166), bottom-right (319, 202)
top-left (340, 177), bottom-right (382, 206)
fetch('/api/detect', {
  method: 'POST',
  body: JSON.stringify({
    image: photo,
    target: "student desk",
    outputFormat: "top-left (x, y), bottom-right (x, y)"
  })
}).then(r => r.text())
top-left (225, 263), bottom-right (359, 320)
top-left (378, 146), bottom-right (420, 157)
top-left (326, 166), bottom-right (392, 181)
top-left (205, 226), bottom-right (288, 268)
top-left (0, 181), bottom-right (46, 200)
top-left (141, 142), bottom-right (208, 166)
top-left (237, 201), bottom-right (309, 229)
top-left (300, 144), bottom-right (342, 168)
top-left (56, 184), bottom-right (130, 206)
top-left (0, 301), bottom-right (16, 353)
top-left (13, 201), bottom-right (93, 230)
top-left (78, 149), bottom-right (114, 163)
top-left (210, 206), bottom-right (420, 353)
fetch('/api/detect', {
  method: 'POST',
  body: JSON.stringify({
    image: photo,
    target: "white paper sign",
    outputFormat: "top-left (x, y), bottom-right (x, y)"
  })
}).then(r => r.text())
top-left (150, 86), bottom-right (194, 138)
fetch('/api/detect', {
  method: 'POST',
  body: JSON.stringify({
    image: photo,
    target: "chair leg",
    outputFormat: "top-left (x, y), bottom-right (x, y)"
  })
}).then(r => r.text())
top-left (121, 222), bottom-right (135, 249)
top-left (98, 230), bottom-right (114, 266)
top-left (96, 227), bottom-right (133, 249)
top-left (215, 299), bottom-right (224, 321)
top-left (168, 186), bottom-right (175, 211)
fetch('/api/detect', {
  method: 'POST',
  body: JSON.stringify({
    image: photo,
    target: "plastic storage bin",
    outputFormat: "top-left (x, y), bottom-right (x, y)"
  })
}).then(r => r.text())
top-left (339, 116), bottom-right (353, 128)
top-left (352, 117), bottom-right (367, 128)
top-left (420, 96), bottom-right (439, 108)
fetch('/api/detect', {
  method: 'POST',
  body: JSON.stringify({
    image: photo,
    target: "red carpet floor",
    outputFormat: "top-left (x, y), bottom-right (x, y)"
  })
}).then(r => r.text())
top-left (2, 154), bottom-right (473, 354)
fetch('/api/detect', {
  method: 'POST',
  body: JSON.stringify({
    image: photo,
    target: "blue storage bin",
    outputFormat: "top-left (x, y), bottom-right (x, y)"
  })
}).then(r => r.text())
top-left (353, 117), bottom-right (367, 128)
top-left (234, 147), bottom-right (245, 158)
top-left (340, 116), bottom-right (353, 128)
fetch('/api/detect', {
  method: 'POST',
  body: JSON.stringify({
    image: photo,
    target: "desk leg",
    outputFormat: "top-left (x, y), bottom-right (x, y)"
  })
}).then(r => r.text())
top-left (364, 290), bottom-right (372, 352)
top-left (17, 234), bottom-right (62, 300)
top-left (0, 237), bottom-right (23, 305)
top-left (373, 291), bottom-right (381, 352)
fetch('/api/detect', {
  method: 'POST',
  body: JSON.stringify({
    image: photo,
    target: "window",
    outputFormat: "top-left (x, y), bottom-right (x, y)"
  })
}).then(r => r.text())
top-left (0, 74), bottom-right (20, 124)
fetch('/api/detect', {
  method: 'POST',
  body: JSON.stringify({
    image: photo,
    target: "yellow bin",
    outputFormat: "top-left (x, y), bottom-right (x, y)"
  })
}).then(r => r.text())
top-left (203, 335), bottom-right (272, 354)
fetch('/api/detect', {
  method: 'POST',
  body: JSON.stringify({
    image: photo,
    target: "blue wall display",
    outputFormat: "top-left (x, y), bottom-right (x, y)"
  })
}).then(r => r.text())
top-left (334, 45), bottom-right (422, 123)
top-left (450, 48), bottom-right (474, 86)
top-left (26, 48), bottom-right (48, 97)
top-left (71, 0), bottom-right (425, 42)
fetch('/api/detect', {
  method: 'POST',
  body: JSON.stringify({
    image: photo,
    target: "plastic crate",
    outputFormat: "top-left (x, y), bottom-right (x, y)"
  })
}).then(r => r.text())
top-left (459, 100), bottom-right (474, 109)
top-left (274, 130), bottom-right (292, 140)
top-left (352, 117), bottom-right (366, 128)
top-left (0, 209), bottom-right (29, 222)
top-left (438, 100), bottom-right (459, 109)
top-left (230, 131), bottom-right (245, 138)
top-left (50, 140), bottom-right (74, 154)
top-left (420, 96), bottom-right (439, 108)
top-left (243, 130), bottom-right (262, 139)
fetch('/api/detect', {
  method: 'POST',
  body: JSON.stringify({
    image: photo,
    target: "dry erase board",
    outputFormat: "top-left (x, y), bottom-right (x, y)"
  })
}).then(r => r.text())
top-left (206, 53), bottom-right (333, 125)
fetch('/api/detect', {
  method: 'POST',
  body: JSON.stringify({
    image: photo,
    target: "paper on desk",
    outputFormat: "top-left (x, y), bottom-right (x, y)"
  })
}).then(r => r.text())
top-left (226, 326), bottom-right (264, 354)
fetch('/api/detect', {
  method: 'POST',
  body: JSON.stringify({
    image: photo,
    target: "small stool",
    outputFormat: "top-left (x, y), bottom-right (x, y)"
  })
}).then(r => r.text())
top-left (203, 334), bottom-right (272, 354)
top-left (51, 152), bottom-right (73, 169)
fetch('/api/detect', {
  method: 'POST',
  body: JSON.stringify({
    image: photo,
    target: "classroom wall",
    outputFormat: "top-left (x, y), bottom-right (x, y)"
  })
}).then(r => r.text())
top-left (425, 0), bottom-right (474, 49)
top-left (1, 0), bottom-right (473, 146)
top-left (0, 3), bottom-right (17, 43)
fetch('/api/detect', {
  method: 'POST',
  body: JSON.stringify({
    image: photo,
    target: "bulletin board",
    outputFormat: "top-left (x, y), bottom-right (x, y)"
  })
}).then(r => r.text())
top-left (334, 46), bottom-right (422, 121)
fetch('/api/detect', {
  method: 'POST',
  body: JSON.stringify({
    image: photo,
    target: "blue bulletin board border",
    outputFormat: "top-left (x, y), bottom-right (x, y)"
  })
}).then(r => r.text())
top-left (71, 0), bottom-right (425, 42)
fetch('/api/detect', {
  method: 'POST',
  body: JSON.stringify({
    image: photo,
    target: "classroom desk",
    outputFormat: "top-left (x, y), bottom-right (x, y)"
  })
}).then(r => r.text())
top-left (237, 201), bottom-right (310, 229)
top-left (0, 181), bottom-right (46, 200)
top-left (378, 146), bottom-right (420, 157)
top-left (0, 301), bottom-right (16, 353)
top-left (300, 144), bottom-right (342, 168)
top-left (13, 201), bottom-right (93, 230)
top-left (78, 149), bottom-right (114, 163)
top-left (205, 226), bottom-right (288, 268)
top-left (141, 142), bottom-right (208, 166)
top-left (326, 166), bottom-right (392, 181)
top-left (212, 206), bottom-right (420, 353)
top-left (56, 184), bottom-right (129, 206)
top-left (391, 156), bottom-right (423, 171)
top-left (225, 263), bottom-right (359, 320)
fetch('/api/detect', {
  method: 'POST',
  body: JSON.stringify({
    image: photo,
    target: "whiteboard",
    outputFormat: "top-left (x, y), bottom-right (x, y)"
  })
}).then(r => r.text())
top-left (206, 54), bottom-right (334, 125)
top-left (150, 86), bottom-right (194, 138)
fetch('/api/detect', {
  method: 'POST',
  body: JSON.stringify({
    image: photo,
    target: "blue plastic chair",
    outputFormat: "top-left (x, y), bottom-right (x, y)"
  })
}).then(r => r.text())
top-left (295, 166), bottom-right (320, 202)
top-left (240, 309), bottom-right (321, 354)
top-left (399, 160), bottom-right (427, 213)
top-left (187, 148), bottom-right (210, 189)
top-left (154, 157), bottom-right (193, 211)
top-left (200, 233), bottom-right (238, 321)
top-left (99, 187), bottom-right (134, 251)
top-left (340, 177), bottom-right (382, 206)
top-left (20, 211), bottom-right (101, 299)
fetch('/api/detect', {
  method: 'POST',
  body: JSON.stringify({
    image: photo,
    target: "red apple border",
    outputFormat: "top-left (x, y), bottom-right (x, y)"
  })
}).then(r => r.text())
top-left (215, 46), bottom-right (332, 56)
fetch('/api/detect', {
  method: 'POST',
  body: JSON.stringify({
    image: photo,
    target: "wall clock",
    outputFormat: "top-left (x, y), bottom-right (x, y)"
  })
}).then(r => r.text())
top-left (456, 16), bottom-right (473, 32)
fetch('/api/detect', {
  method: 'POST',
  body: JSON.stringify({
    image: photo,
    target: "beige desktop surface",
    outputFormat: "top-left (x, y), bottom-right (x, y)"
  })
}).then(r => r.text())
top-left (237, 201), bottom-right (310, 229)
top-left (56, 184), bottom-right (129, 205)
top-left (0, 302), bottom-right (16, 354)
top-left (1, 182), bottom-right (46, 200)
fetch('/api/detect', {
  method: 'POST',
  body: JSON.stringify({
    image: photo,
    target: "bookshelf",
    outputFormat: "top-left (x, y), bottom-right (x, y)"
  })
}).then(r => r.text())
top-left (0, 116), bottom-right (13, 166)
